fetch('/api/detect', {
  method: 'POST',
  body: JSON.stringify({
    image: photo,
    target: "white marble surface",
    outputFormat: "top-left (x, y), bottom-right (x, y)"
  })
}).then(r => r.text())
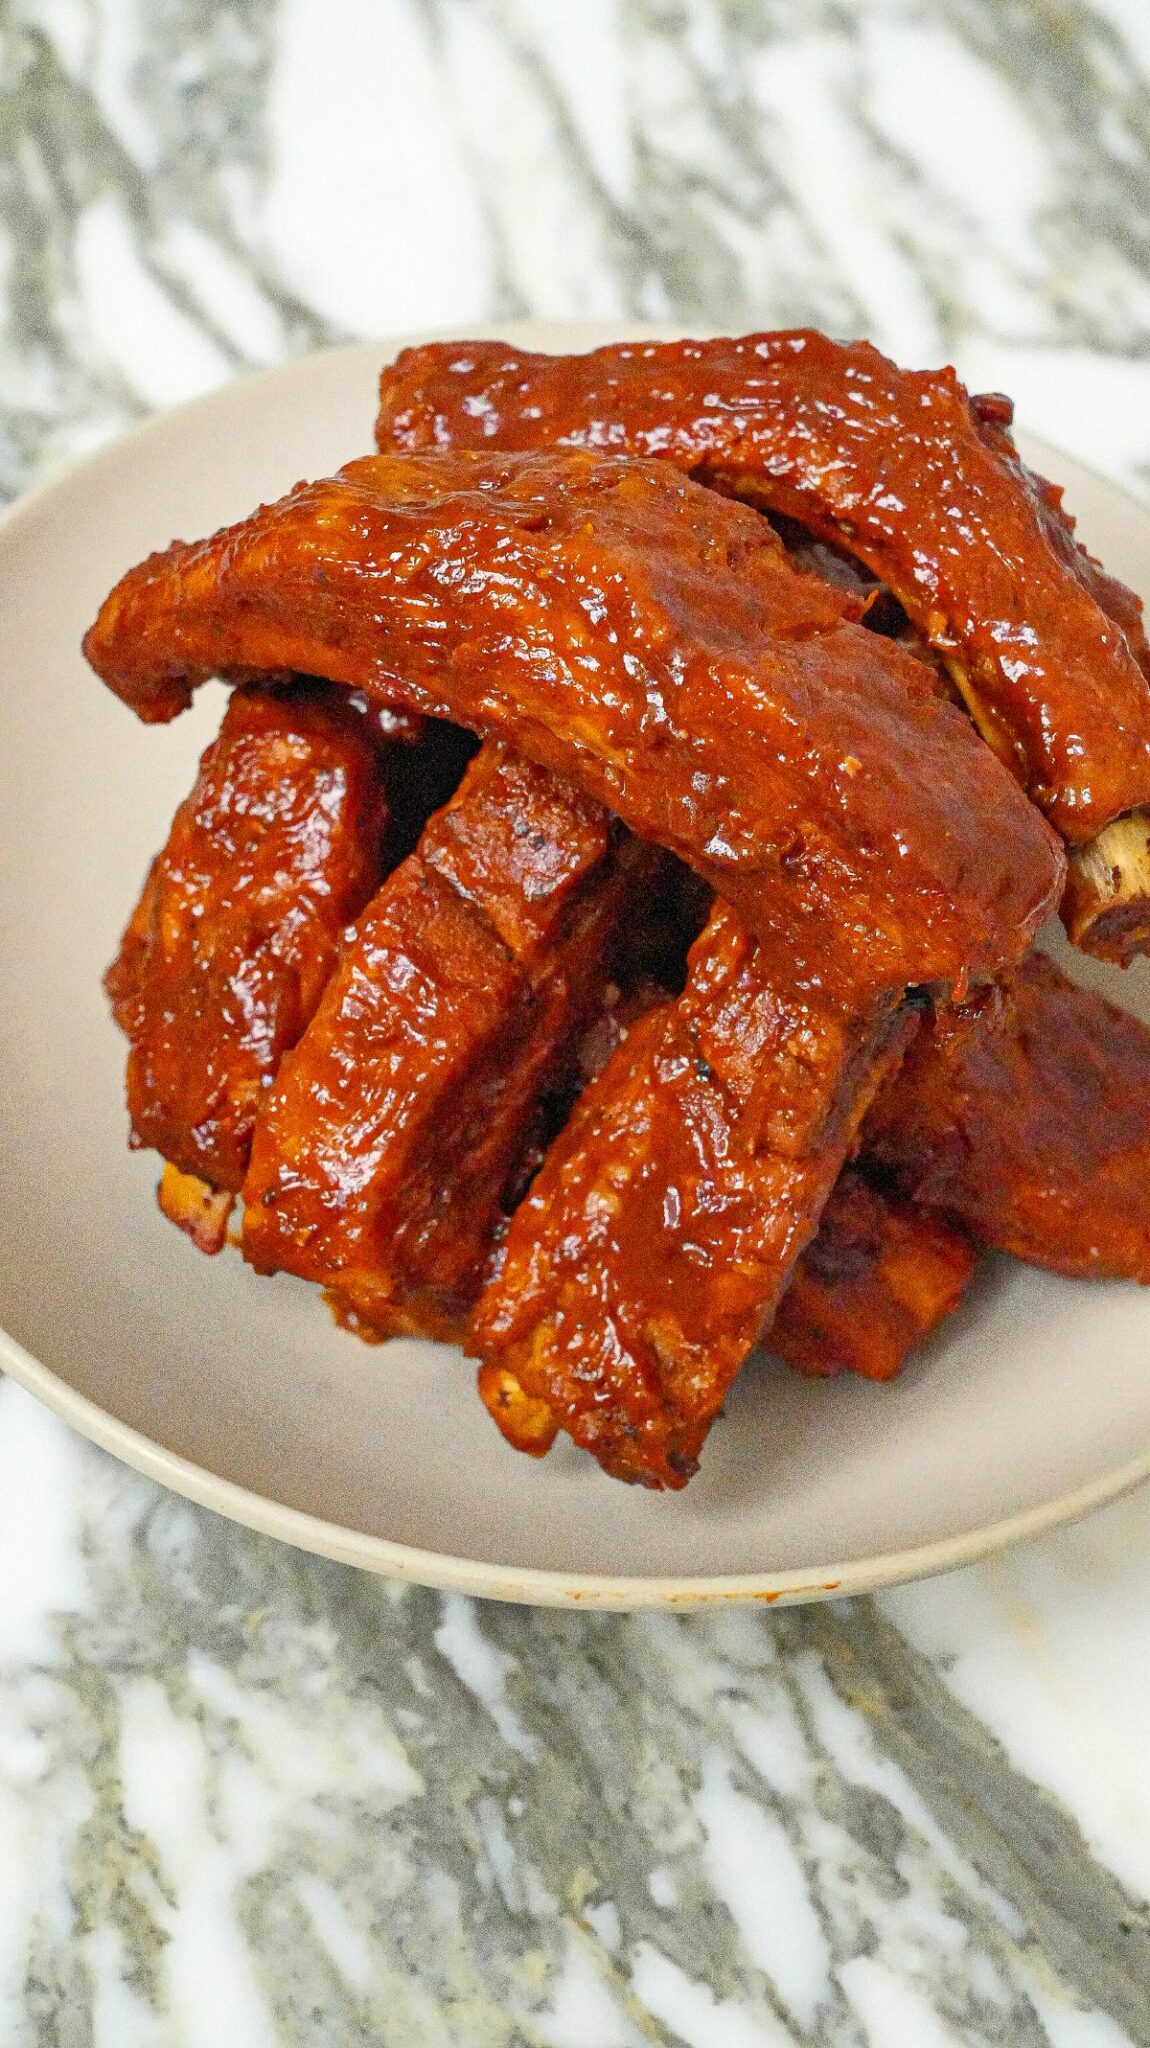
top-left (3, 1), bottom-right (1150, 2042)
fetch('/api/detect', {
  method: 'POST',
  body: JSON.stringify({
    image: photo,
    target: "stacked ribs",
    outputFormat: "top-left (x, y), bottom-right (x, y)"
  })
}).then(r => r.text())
top-left (84, 335), bottom-right (1150, 1487)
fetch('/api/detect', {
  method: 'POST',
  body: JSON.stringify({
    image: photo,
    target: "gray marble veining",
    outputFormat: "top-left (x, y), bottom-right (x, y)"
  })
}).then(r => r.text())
top-left (5, 0), bottom-right (1150, 496)
top-left (4, 1392), bottom-right (1147, 2046)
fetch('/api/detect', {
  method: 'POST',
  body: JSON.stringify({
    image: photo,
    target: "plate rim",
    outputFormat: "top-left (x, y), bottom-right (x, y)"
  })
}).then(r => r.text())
top-left (3, 1312), bottom-right (1148, 1609)
top-left (3, 318), bottom-right (1149, 1609)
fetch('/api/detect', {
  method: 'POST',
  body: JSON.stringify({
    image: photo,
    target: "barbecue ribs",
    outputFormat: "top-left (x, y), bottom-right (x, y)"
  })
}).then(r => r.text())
top-left (374, 333), bottom-right (1150, 958)
top-left (865, 949), bottom-right (1150, 1281)
top-left (242, 742), bottom-right (679, 1341)
top-left (105, 678), bottom-right (389, 1207)
top-left (86, 419), bottom-right (1140, 1490)
top-left (83, 449), bottom-right (1062, 1009)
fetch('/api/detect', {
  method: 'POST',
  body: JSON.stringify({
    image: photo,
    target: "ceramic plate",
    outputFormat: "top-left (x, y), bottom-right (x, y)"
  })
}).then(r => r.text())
top-left (3, 320), bottom-right (1149, 1609)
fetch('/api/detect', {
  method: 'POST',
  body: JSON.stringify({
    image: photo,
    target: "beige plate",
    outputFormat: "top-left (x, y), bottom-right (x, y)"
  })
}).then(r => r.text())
top-left (2, 320), bottom-right (1150, 1609)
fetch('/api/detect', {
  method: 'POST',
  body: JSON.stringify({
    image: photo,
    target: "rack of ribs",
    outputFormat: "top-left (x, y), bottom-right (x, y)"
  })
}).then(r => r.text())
top-left (86, 412), bottom-right (1150, 1488)
top-left (374, 333), bottom-right (1150, 961)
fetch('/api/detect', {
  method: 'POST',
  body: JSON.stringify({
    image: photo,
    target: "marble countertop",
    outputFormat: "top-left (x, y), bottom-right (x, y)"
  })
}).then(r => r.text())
top-left (3, 2), bottom-right (1150, 2042)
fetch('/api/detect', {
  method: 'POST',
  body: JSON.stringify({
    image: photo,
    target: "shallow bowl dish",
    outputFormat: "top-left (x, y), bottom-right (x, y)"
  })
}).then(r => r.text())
top-left (2, 320), bottom-right (1149, 1608)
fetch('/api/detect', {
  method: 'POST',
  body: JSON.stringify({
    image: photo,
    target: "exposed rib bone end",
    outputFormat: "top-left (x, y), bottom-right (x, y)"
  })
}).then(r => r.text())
top-left (477, 1361), bottom-right (561, 1458)
top-left (157, 1163), bottom-right (233, 1255)
top-left (1065, 809), bottom-right (1150, 964)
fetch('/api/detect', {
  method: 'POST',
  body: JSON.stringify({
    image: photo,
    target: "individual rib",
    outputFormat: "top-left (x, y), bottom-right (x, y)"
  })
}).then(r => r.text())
top-left (374, 333), bottom-right (1150, 955)
top-left (478, 1169), bottom-right (978, 1457)
top-left (83, 447), bottom-right (1062, 1008)
top-left (768, 1170), bottom-right (978, 1382)
top-left (470, 902), bottom-right (917, 1487)
top-left (863, 950), bottom-right (1150, 1280)
top-left (104, 678), bottom-right (389, 1199)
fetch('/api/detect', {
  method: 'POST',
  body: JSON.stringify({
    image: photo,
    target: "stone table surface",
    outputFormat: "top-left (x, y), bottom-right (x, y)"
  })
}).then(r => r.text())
top-left (2, 3), bottom-right (1150, 2043)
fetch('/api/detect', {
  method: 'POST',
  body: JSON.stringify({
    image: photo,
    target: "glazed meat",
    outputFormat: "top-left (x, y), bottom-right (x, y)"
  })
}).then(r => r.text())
top-left (226, 719), bottom-right (972, 1396)
top-left (769, 1170), bottom-right (979, 1382)
top-left (471, 908), bottom-right (1150, 1476)
top-left (471, 902), bottom-right (917, 1487)
top-left (242, 744), bottom-right (674, 1340)
top-left (474, 926), bottom-right (1150, 1443)
top-left (104, 679), bottom-right (388, 1197)
top-left (864, 950), bottom-right (1150, 1280)
top-left (83, 448), bottom-right (1062, 1010)
top-left (83, 324), bottom-right (1150, 1497)
top-left (85, 442), bottom-right (1062, 1484)
top-left (766, 948), bottom-right (1150, 1380)
top-left (374, 334), bottom-right (1150, 957)
top-left (480, 1165), bottom-right (978, 1453)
